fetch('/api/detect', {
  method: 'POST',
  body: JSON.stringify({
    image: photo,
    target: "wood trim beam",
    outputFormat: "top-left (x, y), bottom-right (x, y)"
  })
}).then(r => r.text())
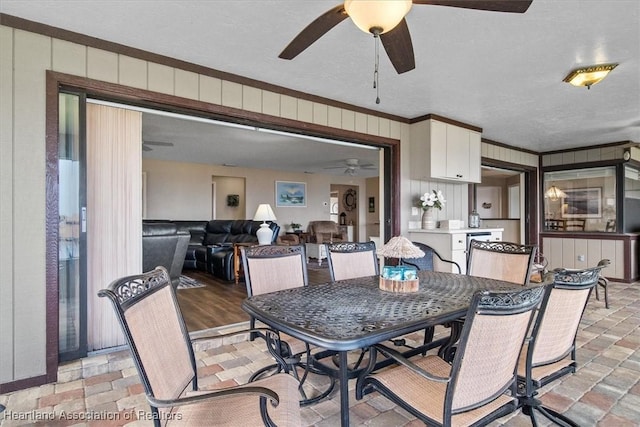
top-left (409, 113), bottom-right (482, 133)
top-left (0, 13), bottom-right (406, 123)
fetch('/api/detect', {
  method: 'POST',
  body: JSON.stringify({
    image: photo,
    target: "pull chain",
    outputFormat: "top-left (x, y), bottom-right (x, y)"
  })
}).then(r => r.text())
top-left (373, 31), bottom-right (380, 104)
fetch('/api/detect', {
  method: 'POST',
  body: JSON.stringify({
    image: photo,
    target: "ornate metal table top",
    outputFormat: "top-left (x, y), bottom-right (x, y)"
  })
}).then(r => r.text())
top-left (242, 271), bottom-right (525, 351)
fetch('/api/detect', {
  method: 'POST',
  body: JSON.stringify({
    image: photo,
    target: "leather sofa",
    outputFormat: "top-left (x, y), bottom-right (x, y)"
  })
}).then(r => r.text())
top-left (169, 219), bottom-right (280, 281)
top-left (142, 222), bottom-right (190, 288)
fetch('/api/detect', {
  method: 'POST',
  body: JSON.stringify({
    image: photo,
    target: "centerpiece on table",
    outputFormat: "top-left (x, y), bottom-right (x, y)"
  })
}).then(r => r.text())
top-left (417, 189), bottom-right (445, 230)
top-left (377, 236), bottom-right (425, 293)
top-left (290, 222), bottom-right (302, 232)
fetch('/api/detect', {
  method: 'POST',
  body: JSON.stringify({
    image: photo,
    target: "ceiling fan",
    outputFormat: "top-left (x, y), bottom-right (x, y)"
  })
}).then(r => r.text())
top-left (279, 0), bottom-right (533, 74)
top-left (324, 158), bottom-right (377, 176)
top-left (142, 140), bottom-right (174, 152)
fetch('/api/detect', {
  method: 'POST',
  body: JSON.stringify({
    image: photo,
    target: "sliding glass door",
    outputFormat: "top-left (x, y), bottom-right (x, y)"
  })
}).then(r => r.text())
top-left (58, 91), bottom-right (87, 361)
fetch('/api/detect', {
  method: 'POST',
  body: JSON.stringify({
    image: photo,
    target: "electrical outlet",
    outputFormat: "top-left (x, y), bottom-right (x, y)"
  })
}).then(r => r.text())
top-left (577, 255), bottom-right (585, 262)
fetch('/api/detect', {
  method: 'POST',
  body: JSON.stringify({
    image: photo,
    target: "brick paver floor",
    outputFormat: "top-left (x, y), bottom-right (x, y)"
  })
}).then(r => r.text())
top-left (1, 280), bottom-right (638, 426)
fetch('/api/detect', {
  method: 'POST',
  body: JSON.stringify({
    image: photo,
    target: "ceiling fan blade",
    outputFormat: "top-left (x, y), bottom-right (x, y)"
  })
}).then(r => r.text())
top-left (412, 0), bottom-right (533, 13)
top-left (380, 19), bottom-right (415, 74)
top-left (323, 165), bottom-right (350, 169)
top-left (279, 5), bottom-right (349, 60)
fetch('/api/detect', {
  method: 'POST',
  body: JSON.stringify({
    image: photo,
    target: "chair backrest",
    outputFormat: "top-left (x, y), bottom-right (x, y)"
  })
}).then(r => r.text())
top-left (242, 245), bottom-right (308, 296)
top-left (605, 219), bottom-right (616, 232)
top-left (401, 241), bottom-right (461, 273)
top-left (326, 241), bottom-right (379, 281)
top-left (564, 219), bottom-right (586, 231)
top-left (98, 267), bottom-right (196, 404)
top-left (447, 286), bottom-right (545, 416)
top-left (526, 263), bottom-right (604, 368)
top-left (467, 240), bottom-right (536, 285)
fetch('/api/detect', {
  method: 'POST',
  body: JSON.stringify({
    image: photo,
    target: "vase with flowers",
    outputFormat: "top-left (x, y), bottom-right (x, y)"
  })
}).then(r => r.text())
top-left (417, 190), bottom-right (445, 230)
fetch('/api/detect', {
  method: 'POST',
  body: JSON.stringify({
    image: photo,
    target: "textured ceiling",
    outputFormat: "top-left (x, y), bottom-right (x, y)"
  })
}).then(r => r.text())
top-left (2, 0), bottom-right (639, 175)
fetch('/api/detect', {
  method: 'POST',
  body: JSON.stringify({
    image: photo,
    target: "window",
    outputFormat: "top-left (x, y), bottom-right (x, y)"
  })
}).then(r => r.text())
top-left (543, 166), bottom-right (616, 232)
top-left (624, 165), bottom-right (640, 233)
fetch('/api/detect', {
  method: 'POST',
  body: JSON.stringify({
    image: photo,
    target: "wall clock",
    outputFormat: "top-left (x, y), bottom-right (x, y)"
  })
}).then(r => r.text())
top-left (343, 189), bottom-right (357, 211)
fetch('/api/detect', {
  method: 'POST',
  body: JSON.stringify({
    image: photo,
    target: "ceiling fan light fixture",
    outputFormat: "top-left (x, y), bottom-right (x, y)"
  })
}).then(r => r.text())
top-left (344, 0), bottom-right (412, 35)
top-left (563, 63), bottom-right (618, 89)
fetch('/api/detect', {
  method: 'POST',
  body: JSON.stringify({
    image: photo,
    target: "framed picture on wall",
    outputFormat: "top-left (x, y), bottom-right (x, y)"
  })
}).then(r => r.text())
top-left (562, 188), bottom-right (602, 218)
top-left (227, 194), bottom-right (240, 207)
top-left (369, 197), bottom-right (375, 213)
top-left (275, 181), bottom-right (306, 207)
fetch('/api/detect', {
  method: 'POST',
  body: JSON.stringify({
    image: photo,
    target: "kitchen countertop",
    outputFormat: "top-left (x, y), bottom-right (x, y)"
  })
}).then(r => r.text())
top-left (408, 228), bottom-right (504, 234)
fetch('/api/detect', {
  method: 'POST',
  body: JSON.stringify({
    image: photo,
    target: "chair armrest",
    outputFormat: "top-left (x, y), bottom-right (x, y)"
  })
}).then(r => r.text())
top-left (147, 384), bottom-right (279, 408)
top-left (190, 327), bottom-right (277, 343)
top-left (373, 343), bottom-right (450, 383)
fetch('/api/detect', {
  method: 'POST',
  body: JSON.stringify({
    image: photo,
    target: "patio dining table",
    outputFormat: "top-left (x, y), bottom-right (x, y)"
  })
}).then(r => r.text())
top-left (242, 270), bottom-right (528, 426)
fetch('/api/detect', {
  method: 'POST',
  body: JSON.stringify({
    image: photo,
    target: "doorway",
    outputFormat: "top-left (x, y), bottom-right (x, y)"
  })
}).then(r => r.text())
top-left (475, 166), bottom-right (527, 244)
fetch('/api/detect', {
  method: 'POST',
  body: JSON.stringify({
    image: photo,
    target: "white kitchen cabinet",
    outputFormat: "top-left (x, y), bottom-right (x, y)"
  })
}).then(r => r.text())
top-left (408, 228), bottom-right (503, 275)
top-left (410, 118), bottom-right (481, 183)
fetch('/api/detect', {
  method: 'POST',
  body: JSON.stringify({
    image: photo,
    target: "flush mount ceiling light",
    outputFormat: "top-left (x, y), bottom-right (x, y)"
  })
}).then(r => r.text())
top-left (563, 63), bottom-right (618, 89)
top-left (545, 185), bottom-right (567, 201)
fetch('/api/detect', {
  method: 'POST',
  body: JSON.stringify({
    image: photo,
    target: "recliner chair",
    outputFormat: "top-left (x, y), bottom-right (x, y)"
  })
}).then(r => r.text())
top-left (142, 222), bottom-right (190, 288)
top-left (306, 220), bottom-right (347, 244)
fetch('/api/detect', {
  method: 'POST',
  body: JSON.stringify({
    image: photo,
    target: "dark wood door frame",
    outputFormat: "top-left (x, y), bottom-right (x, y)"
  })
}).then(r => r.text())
top-left (471, 158), bottom-right (539, 246)
top-left (33, 70), bottom-right (401, 391)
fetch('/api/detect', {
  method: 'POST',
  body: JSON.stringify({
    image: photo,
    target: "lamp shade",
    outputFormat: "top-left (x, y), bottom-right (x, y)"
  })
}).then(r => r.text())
top-left (344, 0), bottom-right (412, 34)
top-left (253, 204), bottom-right (277, 222)
top-left (253, 204), bottom-right (277, 245)
top-left (545, 185), bottom-right (567, 201)
top-left (377, 236), bottom-right (425, 259)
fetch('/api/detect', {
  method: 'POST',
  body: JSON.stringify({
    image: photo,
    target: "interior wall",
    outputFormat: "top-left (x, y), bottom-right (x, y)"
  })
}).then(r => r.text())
top-left (212, 176), bottom-right (245, 220)
top-left (143, 158), bottom-right (368, 231)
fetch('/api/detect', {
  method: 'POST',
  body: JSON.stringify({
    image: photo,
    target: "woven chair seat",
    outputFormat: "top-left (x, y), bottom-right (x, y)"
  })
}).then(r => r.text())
top-left (517, 344), bottom-right (573, 384)
top-left (168, 374), bottom-right (300, 426)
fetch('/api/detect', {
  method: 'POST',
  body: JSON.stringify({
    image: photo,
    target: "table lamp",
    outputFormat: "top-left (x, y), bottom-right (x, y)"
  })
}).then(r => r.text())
top-left (253, 203), bottom-right (277, 245)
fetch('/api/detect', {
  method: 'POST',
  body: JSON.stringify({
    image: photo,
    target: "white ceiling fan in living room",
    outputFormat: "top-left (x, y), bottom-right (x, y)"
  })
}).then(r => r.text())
top-left (323, 158), bottom-right (376, 176)
top-left (142, 140), bottom-right (174, 152)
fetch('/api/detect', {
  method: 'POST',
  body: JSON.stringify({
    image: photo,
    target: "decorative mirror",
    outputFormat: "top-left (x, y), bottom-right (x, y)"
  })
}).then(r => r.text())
top-left (343, 189), bottom-right (357, 211)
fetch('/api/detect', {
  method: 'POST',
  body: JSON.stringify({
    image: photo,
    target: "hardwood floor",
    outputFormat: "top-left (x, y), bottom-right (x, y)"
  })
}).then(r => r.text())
top-left (177, 263), bottom-right (332, 332)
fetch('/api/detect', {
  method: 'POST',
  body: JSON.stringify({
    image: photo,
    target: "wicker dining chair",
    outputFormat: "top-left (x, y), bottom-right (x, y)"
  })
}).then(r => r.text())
top-left (467, 240), bottom-right (537, 285)
top-left (98, 266), bottom-right (300, 427)
top-left (356, 286), bottom-right (546, 426)
top-left (242, 244), bottom-right (336, 406)
top-left (518, 262), bottom-right (607, 426)
top-left (326, 241), bottom-right (379, 281)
